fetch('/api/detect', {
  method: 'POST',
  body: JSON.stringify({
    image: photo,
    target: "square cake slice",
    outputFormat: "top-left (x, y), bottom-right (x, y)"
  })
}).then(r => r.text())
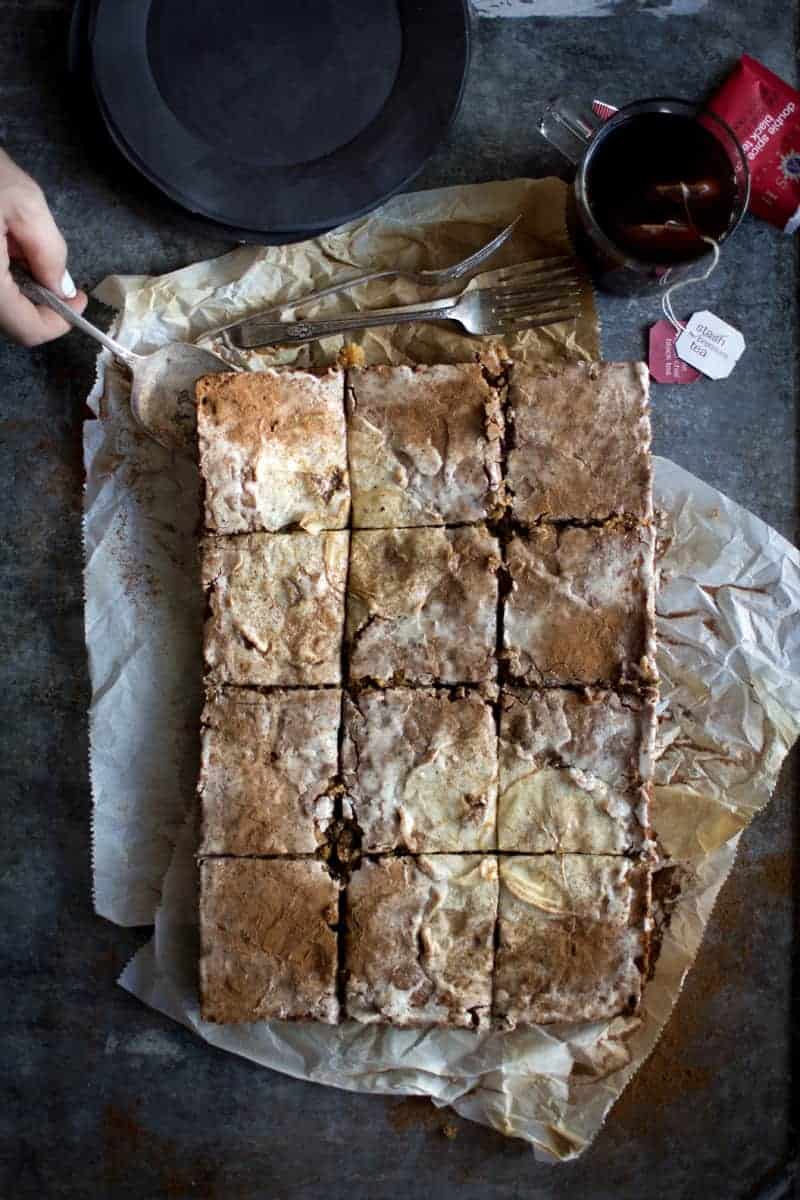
top-left (345, 855), bottom-right (498, 1028)
top-left (346, 363), bottom-right (504, 527)
top-left (203, 531), bottom-right (348, 686)
top-left (504, 524), bottom-right (656, 687)
top-left (199, 858), bottom-right (340, 1024)
top-left (198, 369), bottom-right (348, 534)
top-left (342, 688), bottom-right (497, 852)
top-left (346, 526), bottom-right (499, 685)
top-left (199, 687), bottom-right (340, 856)
top-left (494, 855), bottom-right (650, 1027)
top-left (498, 688), bottom-right (655, 853)
top-left (507, 361), bottom-right (652, 524)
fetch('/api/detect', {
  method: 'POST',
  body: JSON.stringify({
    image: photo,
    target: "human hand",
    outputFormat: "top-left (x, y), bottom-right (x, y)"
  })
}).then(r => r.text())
top-left (0, 147), bottom-right (88, 346)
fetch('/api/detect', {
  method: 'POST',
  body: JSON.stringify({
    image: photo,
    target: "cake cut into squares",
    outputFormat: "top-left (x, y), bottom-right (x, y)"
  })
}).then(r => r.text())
top-left (200, 858), bottom-right (340, 1024)
top-left (498, 687), bottom-right (655, 853)
top-left (203, 531), bottom-right (348, 686)
top-left (507, 361), bottom-right (652, 524)
top-left (199, 687), bottom-right (340, 856)
top-left (345, 855), bottom-right (498, 1028)
top-left (346, 526), bottom-right (499, 685)
top-left (346, 363), bottom-right (504, 527)
top-left (493, 855), bottom-right (650, 1027)
top-left (342, 688), bottom-right (497, 852)
top-left (504, 524), bottom-right (656, 687)
top-left (198, 369), bottom-right (348, 534)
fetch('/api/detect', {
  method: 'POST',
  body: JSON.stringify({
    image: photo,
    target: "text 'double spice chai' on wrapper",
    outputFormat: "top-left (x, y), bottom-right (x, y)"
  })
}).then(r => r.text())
top-left (708, 54), bottom-right (800, 234)
top-left (595, 56), bottom-right (800, 234)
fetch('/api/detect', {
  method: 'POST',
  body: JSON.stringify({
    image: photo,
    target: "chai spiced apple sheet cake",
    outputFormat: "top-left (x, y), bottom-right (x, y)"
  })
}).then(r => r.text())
top-left (195, 361), bottom-right (657, 1029)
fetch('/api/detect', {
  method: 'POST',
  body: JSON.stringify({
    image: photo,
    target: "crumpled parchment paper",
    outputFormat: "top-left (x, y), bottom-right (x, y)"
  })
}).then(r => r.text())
top-left (84, 178), bottom-right (800, 1161)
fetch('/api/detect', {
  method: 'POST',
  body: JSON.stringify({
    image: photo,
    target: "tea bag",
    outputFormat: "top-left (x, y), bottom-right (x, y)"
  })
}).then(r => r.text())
top-left (649, 178), bottom-right (722, 204)
top-left (622, 174), bottom-right (724, 256)
top-left (654, 187), bottom-right (745, 381)
top-left (588, 99), bottom-right (737, 259)
top-left (618, 220), bottom-right (703, 255)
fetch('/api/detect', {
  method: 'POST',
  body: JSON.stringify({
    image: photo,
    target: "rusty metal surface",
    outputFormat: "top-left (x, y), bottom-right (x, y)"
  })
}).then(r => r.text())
top-left (0, 1), bottom-right (796, 1196)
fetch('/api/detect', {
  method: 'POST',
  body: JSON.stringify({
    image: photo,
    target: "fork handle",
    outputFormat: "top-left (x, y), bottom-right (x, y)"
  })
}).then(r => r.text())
top-left (212, 269), bottom-right (406, 341)
top-left (230, 295), bottom-right (459, 349)
top-left (12, 265), bottom-right (140, 369)
top-left (254, 268), bottom-right (401, 318)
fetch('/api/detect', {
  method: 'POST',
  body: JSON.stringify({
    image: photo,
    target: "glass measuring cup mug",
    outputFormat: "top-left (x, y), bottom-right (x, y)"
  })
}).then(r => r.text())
top-left (539, 97), bottom-right (750, 295)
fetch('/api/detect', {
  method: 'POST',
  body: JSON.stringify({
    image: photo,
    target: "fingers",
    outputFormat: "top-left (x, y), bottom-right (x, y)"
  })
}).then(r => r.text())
top-left (0, 266), bottom-right (87, 346)
top-left (3, 177), bottom-right (72, 293)
top-left (0, 150), bottom-right (86, 345)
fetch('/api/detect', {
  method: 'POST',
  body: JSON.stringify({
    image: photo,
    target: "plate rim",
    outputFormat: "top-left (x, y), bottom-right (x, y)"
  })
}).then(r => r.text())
top-left (88, 0), bottom-right (471, 236)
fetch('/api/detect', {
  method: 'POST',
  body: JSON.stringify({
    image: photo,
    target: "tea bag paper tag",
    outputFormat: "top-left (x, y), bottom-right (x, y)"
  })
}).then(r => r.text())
top-left (674, 310), bottom-right (745, 380)
top-left (648, 319), bottom-right (701, 384)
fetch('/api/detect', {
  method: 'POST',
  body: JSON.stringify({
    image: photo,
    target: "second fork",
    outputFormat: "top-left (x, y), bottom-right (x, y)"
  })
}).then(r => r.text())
top-left (228, 257), bottom-right (583, 348)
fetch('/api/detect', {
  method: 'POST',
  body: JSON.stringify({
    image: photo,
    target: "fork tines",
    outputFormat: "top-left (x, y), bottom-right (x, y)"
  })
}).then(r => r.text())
top-left (482, 257), bottom-right (584, 328)
top-left (488, 255), bottom-right (577, 280)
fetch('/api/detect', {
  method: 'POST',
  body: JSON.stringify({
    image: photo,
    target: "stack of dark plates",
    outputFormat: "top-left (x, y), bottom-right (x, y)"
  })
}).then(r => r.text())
top-left (71, 0), bottom-right (470, 244)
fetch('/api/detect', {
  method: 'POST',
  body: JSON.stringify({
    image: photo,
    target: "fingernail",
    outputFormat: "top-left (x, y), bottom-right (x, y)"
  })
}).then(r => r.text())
top-left (60, 270), bottom-right (77, 299)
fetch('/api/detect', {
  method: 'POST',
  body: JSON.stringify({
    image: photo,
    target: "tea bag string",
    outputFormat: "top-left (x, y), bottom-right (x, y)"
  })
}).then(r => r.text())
top-left (662, 182), bottom-right (721, 333)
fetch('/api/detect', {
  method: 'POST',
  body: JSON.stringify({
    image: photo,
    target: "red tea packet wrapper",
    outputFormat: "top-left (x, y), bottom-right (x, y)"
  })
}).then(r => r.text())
top-left (708, 55), bottom-right (800, 233)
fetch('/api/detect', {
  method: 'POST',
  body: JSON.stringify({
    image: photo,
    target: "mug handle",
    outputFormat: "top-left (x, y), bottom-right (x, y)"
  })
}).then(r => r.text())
top-left (538, 98), bottom-right (603, 165)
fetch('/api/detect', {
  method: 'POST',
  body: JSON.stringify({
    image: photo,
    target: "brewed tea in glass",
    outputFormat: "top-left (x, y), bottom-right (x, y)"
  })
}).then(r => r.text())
top-left (539, 98), bottom-right (750, 295)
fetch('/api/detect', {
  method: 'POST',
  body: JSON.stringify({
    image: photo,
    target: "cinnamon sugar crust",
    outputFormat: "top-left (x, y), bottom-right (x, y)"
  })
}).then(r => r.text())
top-left (197, 369), bottom-right (348, 534)
top-left (203, 531), bottom-right (348, 686)
top-left (504, 523), bottom-right (656, 687)
top-left (199, 687), bottom-right (340, 855)
top-left (196, 356), bottom-right (658, 1033)
top-left (507, 361), bottom-right (652, 524)
top-left (199, 858), bottom-right (340, 1024)
top-left (493, 855), bottom-right (650, 1027)
top-left (347, 363), bottom-right (504, 527)
top-left (346, 526), bottom-right (499, 685)
top-left (345, 855), bottom-right (498, 1028)
top-left (498, 687), bottom-right (655, 853)
top-left (342, 688), bottom-right (497, 852)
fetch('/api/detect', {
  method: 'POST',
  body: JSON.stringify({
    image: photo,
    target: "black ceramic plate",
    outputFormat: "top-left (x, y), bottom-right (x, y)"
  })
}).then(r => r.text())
top-left (70, 0), bottom-right (328, 243)
top-left (89, 0), bottom-right (470, 237)
top-left (92, 78), bottom-right (332, 245)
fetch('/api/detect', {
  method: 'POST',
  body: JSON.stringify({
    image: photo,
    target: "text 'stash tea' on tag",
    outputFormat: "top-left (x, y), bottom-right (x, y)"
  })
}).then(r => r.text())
top-left (674, 310), bottom-right (746, 380)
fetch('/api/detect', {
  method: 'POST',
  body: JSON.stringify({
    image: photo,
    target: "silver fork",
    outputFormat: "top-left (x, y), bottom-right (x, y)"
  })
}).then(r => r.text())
top-left (210, 217), bottom-right (522, 347)
top-left (227, 257), bottom-right (583, 348)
